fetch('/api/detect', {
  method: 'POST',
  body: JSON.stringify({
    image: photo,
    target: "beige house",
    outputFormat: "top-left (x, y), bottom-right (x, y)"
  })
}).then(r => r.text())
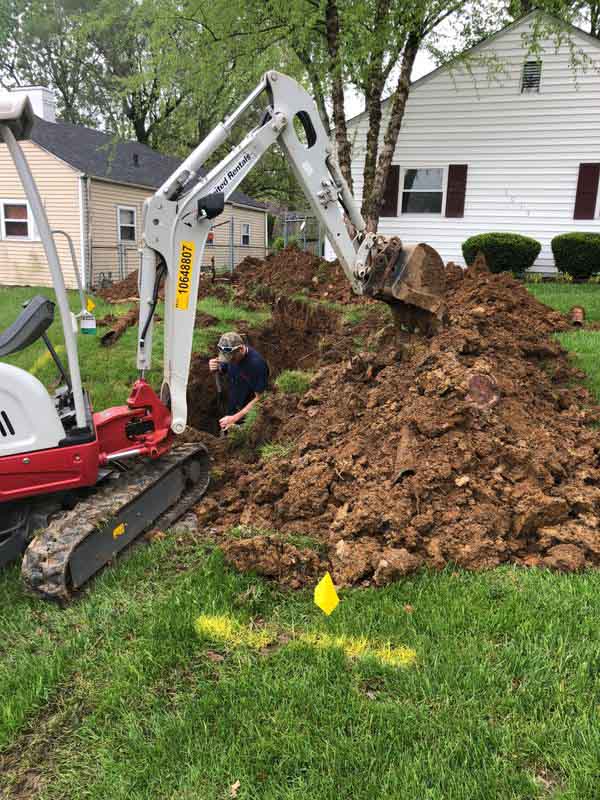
top-left (0, 88), bottom-right (268, 290)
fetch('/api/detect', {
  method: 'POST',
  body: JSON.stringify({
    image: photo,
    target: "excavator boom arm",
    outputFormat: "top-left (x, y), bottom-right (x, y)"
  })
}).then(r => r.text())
top-left (138, 71), bottom-right (376, 434)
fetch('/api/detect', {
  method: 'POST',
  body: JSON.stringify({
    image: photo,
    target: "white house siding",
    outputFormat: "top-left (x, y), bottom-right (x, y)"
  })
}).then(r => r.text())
top-left (0, 141), bottom-right (82, 288)
top-left (346, 15), bottom-right (600, 270)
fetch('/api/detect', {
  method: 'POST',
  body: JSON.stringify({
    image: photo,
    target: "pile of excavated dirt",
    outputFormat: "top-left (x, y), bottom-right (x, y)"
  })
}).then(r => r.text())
top-left (96, 270), bottom-right (222, 303)
top-left (95, 270), bottom-right (142, 302)
top-left (95, 247), bottom-right (360, 305)
top-left (233, 246), bottom-right (371, 306)
top-left (194, 257), bottom-right (600, 588)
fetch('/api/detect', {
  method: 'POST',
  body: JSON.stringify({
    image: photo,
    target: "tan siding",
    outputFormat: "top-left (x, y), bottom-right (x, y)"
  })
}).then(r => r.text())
top-left (0, 141), bottom-right (82, 289)
top-left (205, 205), bottom-right (267, 271)
top-left (89, 179), bottom-right (267, 282)
top-left (88, 180), bottom-right (148, 285)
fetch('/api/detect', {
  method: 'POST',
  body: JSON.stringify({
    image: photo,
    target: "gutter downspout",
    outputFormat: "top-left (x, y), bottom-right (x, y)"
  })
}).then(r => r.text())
top-left (85, 176), bottom-right (92, 288)
top-left (78, 174), bottom-right (87, 289)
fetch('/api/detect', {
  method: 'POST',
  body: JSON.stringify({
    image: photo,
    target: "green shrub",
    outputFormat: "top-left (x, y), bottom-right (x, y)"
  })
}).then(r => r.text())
top-left (275, 370), bottom-right (313, 395)
top-left (462, 233), bottom-right (541, 274)
top-left (556, 271), bottom-right (574, 284)
top-left (551, 232), bottom-right (600, 280)
top-left (273, 236), bottom-right (300, 252)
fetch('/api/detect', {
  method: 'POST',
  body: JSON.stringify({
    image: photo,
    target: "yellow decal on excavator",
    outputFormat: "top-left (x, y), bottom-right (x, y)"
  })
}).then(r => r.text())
top-left (175, 240), bottom-right (195, 310)
top-left (112, 522), bottom-right (127, 539)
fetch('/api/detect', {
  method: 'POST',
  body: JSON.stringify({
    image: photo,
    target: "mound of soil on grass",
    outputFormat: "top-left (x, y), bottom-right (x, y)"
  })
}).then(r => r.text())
top-left (96, 270), bottom-right (221, 303)
top-left (234, 246), bottom-right (371, 306)
top-left (95, 246), bottom-right (358, 306)
top-left (195, 258), bottom-right (600, 587)
top-left (96, 270), bottom-right (141, 302)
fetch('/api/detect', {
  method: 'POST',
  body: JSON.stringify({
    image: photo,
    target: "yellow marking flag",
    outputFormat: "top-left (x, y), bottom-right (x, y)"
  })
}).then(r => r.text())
top-left (86, 297), bottom-right (96, 312)
top-left (314, 572), bottom-right (339, 616)
top-left (112, 522), bottom-right (126, 539)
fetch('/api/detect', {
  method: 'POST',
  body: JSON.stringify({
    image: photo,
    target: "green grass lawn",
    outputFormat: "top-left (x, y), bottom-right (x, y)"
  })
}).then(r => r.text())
top-left (2, 282), bottom-right (600, 799)
top-left (0, 286), bottom-right (269, 411)
top-left (528, 282), bottom-right (600, 318)
top-left (529, 283), bottom-right (600, 399)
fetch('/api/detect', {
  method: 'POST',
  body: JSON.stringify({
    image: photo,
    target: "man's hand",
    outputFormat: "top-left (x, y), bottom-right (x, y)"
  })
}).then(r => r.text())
top-left (209, 357), bottom-right (219, 372)
top-left (219, 414), bottom-right (238, 431)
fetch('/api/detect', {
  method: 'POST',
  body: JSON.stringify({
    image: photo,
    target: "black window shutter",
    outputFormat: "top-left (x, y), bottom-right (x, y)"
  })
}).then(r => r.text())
top-left (381, 165), bottom-right (400, 217)
top-left (445, 164), bottom-right (468, 217)
top-left (574, 163), bottom-right (600, 220)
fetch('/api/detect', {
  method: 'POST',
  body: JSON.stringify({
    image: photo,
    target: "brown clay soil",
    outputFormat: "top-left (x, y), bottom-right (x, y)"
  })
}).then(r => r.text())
top-left (95, 269), bottom-right (142, 302)
top-left (94, 246), bottom-right (357, 304)
top-left (95, 269), bottom-right (223, 303)
top-left (233, 247), bottom-right (372, 306)
top-left (99, 305), bottom-right (139, 346)
top-left (190, 252), bottom-right (600, 588)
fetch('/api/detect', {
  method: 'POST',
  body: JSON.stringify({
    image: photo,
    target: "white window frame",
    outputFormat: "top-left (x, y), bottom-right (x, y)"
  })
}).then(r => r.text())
top-left (116, 205), bottom-right (137, 243)
top-left (0, 199), bottom-right (38, 241)
top-left (241, 222), bottom-right (251, 247)
top-left (595, 175), bottom-right (600, 220)
top-left (400, 166), bottom-right (447, 216)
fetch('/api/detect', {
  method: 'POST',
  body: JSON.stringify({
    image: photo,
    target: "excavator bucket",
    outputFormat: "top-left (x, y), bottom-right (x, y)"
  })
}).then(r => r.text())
top-left (365, 237), bottom-right (447, 335)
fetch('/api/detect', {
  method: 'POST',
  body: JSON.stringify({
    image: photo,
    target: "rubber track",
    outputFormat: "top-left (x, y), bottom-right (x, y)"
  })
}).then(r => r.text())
top-left (21, 444), bottom-right (209, 601)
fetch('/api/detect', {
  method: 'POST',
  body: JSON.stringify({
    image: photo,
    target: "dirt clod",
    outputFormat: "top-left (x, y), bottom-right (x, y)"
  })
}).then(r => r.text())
top-left (95, 270), bottom-right (141, 302)
top-left (221, 536), bottom-right (324, 589)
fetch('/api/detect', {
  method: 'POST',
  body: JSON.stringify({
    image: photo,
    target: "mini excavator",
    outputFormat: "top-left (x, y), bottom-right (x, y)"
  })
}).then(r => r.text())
top-left (0, 71), bottom-right (445, 600)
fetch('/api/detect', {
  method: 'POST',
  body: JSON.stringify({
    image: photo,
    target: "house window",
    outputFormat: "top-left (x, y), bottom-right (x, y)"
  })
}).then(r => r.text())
top-left (521, 61), bottom-right (542, 93)
top-left (241, 223), bottom-right (251, 246)
top-left (401, 168), bottom-right (444, 214)
top-left (1, 201), bottom-right (32, 239)
top-left (117, 206), bottom-right (136, 242)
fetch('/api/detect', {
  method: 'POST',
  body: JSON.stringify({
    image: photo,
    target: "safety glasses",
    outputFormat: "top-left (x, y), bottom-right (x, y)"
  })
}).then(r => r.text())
top-left (218, 345), bottom-right (243, 354)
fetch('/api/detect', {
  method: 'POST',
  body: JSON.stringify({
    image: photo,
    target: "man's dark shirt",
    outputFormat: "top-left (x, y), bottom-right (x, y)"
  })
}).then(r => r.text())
top-left (221, 347), bottom-right (269, 414)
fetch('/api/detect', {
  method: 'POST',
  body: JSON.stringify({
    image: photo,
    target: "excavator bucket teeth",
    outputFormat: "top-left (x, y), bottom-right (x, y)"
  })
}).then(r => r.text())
top-left (365, 238), bottom-right (447, 335)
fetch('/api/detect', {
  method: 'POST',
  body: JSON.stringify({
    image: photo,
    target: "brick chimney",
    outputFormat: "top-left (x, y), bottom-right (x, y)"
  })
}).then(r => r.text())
top-left (9, 86), bottom-right (56, 122)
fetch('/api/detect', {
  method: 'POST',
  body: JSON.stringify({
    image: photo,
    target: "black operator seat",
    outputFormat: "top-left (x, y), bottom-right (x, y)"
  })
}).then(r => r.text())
top-left (0, 295), bottom-right (55, 357)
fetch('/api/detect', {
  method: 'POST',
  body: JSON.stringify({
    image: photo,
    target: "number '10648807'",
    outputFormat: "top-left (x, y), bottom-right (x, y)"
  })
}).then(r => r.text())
top-left (175, 241), bottom-right (195, 310)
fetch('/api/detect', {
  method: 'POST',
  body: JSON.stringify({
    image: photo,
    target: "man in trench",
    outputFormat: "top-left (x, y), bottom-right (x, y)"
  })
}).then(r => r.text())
top-left (208, 331), bottom-right (269, 431)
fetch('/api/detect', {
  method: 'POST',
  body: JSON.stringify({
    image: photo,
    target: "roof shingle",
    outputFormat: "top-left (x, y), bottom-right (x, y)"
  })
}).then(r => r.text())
top-left (30, 116), bottom-right (265, 210)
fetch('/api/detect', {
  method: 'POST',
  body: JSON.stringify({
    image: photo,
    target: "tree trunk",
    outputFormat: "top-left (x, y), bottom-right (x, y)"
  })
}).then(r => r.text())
top-left (365, 33), bottom-right (419, 232)
top-left (125, 95), bottom-right (150, 145)
top-left (359, 0), bottom-right (394, 219)
top-left (325, 0), bottom-right (353, 191)
top-left (295, 46), bottom-right (331, 135)
top-left (359, 75), bottom-right (385, 222)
